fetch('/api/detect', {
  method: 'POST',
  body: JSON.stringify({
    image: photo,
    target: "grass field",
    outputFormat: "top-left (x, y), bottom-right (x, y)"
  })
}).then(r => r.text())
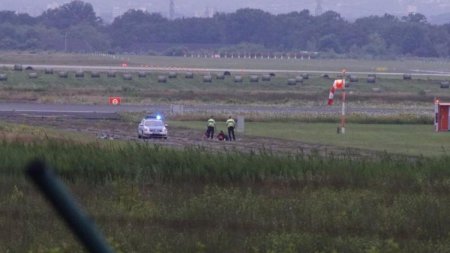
top-left (3, 52), bottom-right (450, 75)
top-left (0, 137), bottom-right (449, 252)
top-left (126, 55), bottom-right (450, 74)
top-left (1, 51), bottom-right (450, 106)
top-left (168, 120), bottom-right (450, 156)
top-left (2, 51), bottom-right (450, 252)
top-left (0, 68), bottom-right (449, 105)
top-left (0, 52), bottom-right (122, 66)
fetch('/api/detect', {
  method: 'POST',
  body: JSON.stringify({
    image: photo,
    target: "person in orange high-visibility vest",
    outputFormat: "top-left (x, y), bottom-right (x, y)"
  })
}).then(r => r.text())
top-left (226, 116), bottom-right (236, 141)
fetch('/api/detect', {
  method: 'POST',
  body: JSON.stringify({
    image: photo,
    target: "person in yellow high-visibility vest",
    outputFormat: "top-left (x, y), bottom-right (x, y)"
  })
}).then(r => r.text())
top-left (226, 116), bottom-right (236, 141)
top-left (206, 116), bottom-right (215, 139)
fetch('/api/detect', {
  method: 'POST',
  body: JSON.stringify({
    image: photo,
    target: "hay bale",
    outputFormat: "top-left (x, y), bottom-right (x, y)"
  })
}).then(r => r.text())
top-left (287, 79), bottom-right (296, 85)
top-left (250, 75), bottom-right (259, 82)
top-left (0, 74), bottom-right (7, 81)
top-left (75, 71), bottom-right (84, 78)
top-left (295, 76), bottom-right (304, 83)
top-left (122, 73), bottom-right (132, 80)
top-left (91, 72), bottom-right (100, 78)
top-left (138, 72), bottom-right (147, 78)
top-left (13, 64), bottom-right (23, 71)
top-left (367, 76), bottom-right (376, 83)
top-left (269, 73), bottom-right (276, 77)
top-left (158, 75), bottom-right (167, 83)
top-left (25, 66), bottom-right (33, 70)
top-left (58, 71), bottom-right (68, 78)
top-left (44, 68), bottom-right (53, 74)
top-left (185, 72), bottom-right (194, 79)
top-left (372, 87), bottom-right (381, 92)
top-left (321, 74), bottom-right (329, 79)
top-left (107, 72), bottom-right (116, 78)
top-left (203, 75), bottom-right (212, 83)
top-left (403, 73), bottom-right (412, 80)
top-left (301, 73), bottom-right (309, 79)
top-left (440, 81), bottom-right (449, 89)
top-left (28, 72), bottom-right (38, 79)
top-left (261, 74), bottom-right (271, 81)
top-left (234, 75), bottom-right (243, 83)
top-left (223, 71), bottom-right (231, 76)
top-left (349, 75), bottom-right (359, 82)
top-left (168, 72), bottom-right (177, 78)
top-left (216, 73), bottom-right (225, 80)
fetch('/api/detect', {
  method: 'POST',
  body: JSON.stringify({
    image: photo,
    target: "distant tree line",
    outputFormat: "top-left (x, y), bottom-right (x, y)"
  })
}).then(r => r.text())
top-left (1, 0), bottom-right (450, 58)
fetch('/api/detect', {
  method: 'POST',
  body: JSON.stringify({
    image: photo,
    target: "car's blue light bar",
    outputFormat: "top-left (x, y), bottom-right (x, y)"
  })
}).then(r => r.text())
top-left (145, 114), bottom-right (163, 120)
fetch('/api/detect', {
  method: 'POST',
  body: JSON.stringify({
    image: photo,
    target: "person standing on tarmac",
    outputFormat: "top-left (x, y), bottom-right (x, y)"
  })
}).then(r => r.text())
top-left (226, 116), bottom-right (236, 141)
top-left (206, 116), bottom-right (216, 139)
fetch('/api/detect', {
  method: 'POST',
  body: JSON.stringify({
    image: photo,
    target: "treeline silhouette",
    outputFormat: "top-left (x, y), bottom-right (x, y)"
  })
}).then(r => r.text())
top-left (1, 0), bottom-right (449, 58)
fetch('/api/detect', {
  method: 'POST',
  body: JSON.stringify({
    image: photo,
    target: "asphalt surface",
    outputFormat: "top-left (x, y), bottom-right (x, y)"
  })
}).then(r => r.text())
top-left (2, 63), bottom-right (450, 77)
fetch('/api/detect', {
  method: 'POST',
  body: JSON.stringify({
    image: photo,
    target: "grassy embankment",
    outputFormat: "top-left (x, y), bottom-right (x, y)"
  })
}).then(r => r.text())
top-left (0, 123), bottom-right (450, 252)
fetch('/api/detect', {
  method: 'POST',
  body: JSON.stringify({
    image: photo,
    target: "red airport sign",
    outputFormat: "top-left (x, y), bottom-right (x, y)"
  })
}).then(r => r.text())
top-left (109, 97), bottom-right (121, 105)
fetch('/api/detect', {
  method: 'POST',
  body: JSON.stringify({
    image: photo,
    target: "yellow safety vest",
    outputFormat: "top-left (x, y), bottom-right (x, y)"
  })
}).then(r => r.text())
top-left (207, 118), bottom-right (215, 127)
top-left (226, 118), bottom-right (235, 128)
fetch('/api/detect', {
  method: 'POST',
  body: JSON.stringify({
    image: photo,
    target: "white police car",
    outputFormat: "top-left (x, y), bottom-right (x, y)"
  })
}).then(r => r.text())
top-left (137, 114), bottom-right (168, 139)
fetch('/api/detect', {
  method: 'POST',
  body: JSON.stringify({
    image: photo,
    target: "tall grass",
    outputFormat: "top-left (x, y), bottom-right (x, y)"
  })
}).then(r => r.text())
top-left (1, 139), bottom-right (449, 192)
top-left (1, 139), bottom-right (450, 252)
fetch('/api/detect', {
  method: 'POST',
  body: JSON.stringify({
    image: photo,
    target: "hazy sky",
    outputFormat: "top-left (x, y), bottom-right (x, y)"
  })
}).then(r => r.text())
top-left (2, 0), bottom-right (450, 23)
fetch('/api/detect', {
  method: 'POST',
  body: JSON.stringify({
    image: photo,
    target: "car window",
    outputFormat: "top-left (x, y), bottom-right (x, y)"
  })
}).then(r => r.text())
top-left (144, 120), bottom-right (164, 127)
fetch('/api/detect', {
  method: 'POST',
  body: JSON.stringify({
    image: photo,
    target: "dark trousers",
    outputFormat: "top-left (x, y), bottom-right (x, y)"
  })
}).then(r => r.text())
top-left (206, 126), bottom-right (215, 139)
top-left (228, 126), bottom-right (235, 141)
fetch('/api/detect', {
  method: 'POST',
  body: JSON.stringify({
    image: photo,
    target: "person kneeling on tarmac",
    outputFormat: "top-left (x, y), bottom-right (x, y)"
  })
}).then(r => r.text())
top-left (217, 130), bottom-right (229, 141)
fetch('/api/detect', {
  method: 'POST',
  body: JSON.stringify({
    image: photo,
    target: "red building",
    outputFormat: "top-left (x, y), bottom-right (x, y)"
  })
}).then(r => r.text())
top-left (435, 99), bottom-right (450, 132)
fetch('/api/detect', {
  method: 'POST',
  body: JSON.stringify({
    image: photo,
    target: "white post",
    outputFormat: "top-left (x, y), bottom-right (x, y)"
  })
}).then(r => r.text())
top-left (435, 98), bottom-right (439, 132)
top-left (340, 70), bottom-right (347, 134)
top-left (237, 116), bottom-right (245, 133)
top-left (341, 92), bottom-right (346, 134)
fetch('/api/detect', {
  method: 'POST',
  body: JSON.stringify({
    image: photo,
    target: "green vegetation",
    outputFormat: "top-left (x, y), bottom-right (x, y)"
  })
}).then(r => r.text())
top-left (124, 55), bottom-right (450, 74)
top-left (168, 120), bottom-right (450, 156)
top-left (3, 5), bottom-right (450, 251)
top-left (1, 2), bottom-right (450, 58)
top-left (0, 138), bottom-right (450, 252)
top-left (0, 68), bottom-right (449, 105)
top-left (167, 113), bottom-right (434, 124)
top-left (1, 34), bottom-right (450, 252)
top-left (4, 52), bottom-right (450, 75)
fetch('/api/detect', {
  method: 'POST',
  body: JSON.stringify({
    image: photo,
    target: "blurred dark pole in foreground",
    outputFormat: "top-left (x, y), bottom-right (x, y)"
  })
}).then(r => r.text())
top-left (26, 159), bottom-right (115, 253)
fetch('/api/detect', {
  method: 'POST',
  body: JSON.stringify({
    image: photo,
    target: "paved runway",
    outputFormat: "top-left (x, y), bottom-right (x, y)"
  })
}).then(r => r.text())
top-left (2, 63), bottom-right (450, 77)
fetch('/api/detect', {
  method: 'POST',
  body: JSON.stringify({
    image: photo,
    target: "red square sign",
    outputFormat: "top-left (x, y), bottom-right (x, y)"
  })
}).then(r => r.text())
top-left (109, 97), bottom-right (121, 105)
